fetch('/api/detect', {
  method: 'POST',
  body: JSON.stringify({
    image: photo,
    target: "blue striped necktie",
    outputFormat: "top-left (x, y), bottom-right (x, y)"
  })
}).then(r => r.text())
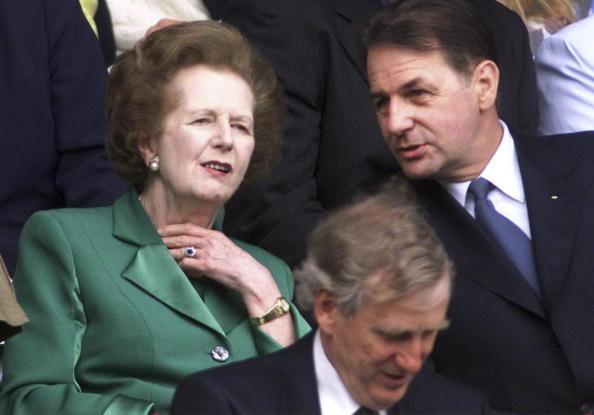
top-left (468, 178), bottom-right (541, 297)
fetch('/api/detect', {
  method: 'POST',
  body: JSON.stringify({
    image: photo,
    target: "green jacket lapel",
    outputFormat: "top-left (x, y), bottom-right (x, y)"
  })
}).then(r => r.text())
top-left (113, 189), bottom-right (226, 337)
top-left (202, 280), bottom-right (246, 334)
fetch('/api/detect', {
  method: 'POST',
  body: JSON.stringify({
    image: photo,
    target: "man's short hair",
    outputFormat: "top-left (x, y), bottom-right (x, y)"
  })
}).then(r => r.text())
top-left (295, 179), bottom-right (452, 317)
top-left (363, 0), bottom-right (498, 78)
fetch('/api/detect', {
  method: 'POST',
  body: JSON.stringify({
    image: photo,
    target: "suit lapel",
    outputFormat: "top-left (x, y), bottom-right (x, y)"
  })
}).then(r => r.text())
top-left (113, 190), bottom-right (226, 337)
top-left (332, 0), bottom-right (383, 83)
top-left (278, 332), bottom-right (322, 415)
top-left (389, 366), bottom-right (435, 414)
top-left (517, 139), bottom-right (583, 309)
top-left (411, 180), bottom-right (546, 319)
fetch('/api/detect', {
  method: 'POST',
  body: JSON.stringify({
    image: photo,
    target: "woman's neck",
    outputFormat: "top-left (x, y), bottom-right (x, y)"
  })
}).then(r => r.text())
top-left (139, 181), bottom-right (220, 230)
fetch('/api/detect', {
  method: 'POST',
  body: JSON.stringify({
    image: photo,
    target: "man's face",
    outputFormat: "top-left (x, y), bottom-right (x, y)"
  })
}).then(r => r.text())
top-left (317, 274), bottom-right (450, 410)
top-left (367, 45), bottom-right (498, 182)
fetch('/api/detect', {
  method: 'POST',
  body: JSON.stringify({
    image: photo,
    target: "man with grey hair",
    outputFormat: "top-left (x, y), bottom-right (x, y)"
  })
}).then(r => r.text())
top-left (171, 180), bottom-right (489, 415)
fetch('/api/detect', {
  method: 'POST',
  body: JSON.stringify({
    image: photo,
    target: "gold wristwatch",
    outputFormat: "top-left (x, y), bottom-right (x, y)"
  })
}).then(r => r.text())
top-left (249, 297), bottom-right (290, 326)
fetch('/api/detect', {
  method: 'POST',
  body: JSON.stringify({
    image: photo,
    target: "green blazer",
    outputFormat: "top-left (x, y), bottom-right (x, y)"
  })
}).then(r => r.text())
top-left (0, 189), bottom-right (310, 415)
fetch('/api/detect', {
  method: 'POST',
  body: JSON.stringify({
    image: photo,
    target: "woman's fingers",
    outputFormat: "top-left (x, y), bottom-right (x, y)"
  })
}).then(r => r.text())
top-left (158, 223), bottom-right (278, 297)
top-left (165, 246), bottom-right (199, 262)
top-left (158, 223), bottom-right (211, 238)
top-left (160, 234), bottom-right (207, 249)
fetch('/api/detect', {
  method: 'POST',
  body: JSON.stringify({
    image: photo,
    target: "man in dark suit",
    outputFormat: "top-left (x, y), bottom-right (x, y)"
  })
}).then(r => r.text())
top-left (221, 0), bottom-right (539, 268)
top-left (0, 0), bottom-right (126, 276)
top-left (365, 1), bottom-right (594, 413)
top-left (172, 181), bottom-right (490, 415)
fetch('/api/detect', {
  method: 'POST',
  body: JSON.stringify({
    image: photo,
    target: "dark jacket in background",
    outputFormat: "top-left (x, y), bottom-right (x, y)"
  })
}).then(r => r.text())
top-left (0, 0), bottom-right (126, 275)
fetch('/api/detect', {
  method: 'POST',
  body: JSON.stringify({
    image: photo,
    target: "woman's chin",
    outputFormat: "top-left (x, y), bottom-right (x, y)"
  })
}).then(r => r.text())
top-left (188, 187), bottom-right (234, 206)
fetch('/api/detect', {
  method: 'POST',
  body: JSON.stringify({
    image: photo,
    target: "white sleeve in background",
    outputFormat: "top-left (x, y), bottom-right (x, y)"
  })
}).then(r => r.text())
top-left (535, 16), bottom-right (594, 135)
top-left (105, 0), bottom-right (211, 54)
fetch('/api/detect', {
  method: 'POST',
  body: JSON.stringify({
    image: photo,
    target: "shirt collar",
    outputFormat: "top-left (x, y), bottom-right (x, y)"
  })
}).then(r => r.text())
top-left (314, 330), bottom-right (361, 415)
top-left (442, 120), bottom-right (525, 205)
top-left (481, 120), bottom-right (525, 204)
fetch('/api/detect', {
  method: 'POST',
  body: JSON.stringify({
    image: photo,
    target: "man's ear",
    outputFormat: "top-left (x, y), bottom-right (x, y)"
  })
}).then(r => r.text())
top-left (314, 290), bottom-right (340, 335)
top-left (138, 136), bottom-right (158, 166)
top-left (472, 60), bottom-right (499, 112)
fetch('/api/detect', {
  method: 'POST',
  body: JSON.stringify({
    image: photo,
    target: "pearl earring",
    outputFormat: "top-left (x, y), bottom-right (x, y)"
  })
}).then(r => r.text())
top-left (148, 155), bottom-right (160, 172)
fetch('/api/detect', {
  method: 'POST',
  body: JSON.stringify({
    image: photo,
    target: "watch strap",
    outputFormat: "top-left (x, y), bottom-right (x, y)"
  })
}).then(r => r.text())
top-left (249, 297), bottom-right (290, 326)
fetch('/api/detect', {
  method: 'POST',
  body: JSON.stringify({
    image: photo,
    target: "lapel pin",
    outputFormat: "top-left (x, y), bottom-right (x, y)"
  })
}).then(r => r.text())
top-left (550, 195), bottom-right (559, 200)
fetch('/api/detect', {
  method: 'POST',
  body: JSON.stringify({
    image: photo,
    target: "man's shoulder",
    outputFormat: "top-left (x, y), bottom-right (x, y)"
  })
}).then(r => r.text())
top-left (172, 355), bottom-right (286, 415)
top-left (537, 17), bottom-right (594, 62)
top-left (517, 131), bottom-right (594, 165)
top-left (172, 335), bottom-right (315, 414)
top-left (400, 365), bottom-right (489, 414)
top-left (183, 332), bottom-right (312, 382)
top-left (551, 16), bottom-right (594, 43)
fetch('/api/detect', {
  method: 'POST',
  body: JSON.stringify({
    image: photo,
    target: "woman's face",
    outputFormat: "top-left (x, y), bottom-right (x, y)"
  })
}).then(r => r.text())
top-left (146, 65), bottom-right (255, 206)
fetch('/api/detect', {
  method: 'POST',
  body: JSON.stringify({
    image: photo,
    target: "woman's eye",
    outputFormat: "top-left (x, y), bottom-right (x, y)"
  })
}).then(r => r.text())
top-left (232, 123), bottom-right (250, 133)
top-left (192, 117), bottom-right (211, 125)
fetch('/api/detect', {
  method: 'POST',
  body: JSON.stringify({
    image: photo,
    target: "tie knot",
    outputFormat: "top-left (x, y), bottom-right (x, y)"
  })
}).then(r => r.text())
top-left (468, 177), bottom-right (492, 201)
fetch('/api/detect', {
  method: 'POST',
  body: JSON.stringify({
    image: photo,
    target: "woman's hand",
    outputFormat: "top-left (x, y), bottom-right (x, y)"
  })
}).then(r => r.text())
top-left (159, 223), bottom-right (295, 345)
top-left (159, 223), bottom-right (278, 304)
top-left (145, 18), bottom-right (183, 37)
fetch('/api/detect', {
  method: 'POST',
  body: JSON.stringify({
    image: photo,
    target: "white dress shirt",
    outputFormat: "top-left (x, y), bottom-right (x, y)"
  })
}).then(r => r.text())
top-left (441, 121), bottom-right (531, 238)
top-left (313, 331), bottom-right (387, 415)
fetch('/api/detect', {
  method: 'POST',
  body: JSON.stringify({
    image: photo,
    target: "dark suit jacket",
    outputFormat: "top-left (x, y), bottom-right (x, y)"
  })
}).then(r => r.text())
top-left (410, 133), bottom-right (594, 414)
top-left (171, 331), bottom-right (491, 415)
top-left (0, 0), bottom-right (126, 275)
top-left (218, 0), bottom-right (539, 268)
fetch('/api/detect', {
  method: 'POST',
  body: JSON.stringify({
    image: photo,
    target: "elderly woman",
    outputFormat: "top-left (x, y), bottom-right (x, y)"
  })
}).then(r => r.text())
top-left (0, 21), bottom-right (309, 415)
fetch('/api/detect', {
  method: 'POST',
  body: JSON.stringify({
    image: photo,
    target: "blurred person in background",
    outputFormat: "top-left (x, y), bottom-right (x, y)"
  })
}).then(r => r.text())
top-left (535, 14), bottom-right (594, 134)
top-left (499, 0), bottom-right (577, 54)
